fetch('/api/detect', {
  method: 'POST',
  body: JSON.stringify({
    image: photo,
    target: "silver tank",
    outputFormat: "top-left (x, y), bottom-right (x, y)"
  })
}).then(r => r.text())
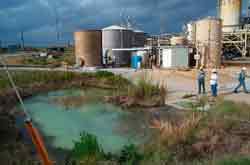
top-left (133, 30), bottom-right (146, 47)
top-left (219, 0), bottom-right (242, 32)
top-left (102, 25), bottom-right (133, 66)
top-left (196, 17), bottom-right (222, 68)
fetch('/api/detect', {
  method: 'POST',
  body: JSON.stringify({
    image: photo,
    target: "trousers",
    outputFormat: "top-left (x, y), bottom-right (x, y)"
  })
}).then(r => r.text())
top-left (234, 80), bottom-right (248, 93)
top-left (198, 79), bottom-right (206, 94)
top-left (211, 84), bottom-right (218, 97)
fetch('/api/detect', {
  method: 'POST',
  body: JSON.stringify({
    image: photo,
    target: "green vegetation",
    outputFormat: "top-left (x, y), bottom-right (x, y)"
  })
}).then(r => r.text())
top-left (126, 77), bottom-right (167, 106)
top-left (68, 100), bottom-right (250, 165)
top-left (23, 55), bottom-right (74, 68)
top-left (22, 49), bottom-right (75, 67)
top-left (0, 70), bottom-right (76, 90)
top-left (70, 132), bottom-right (104, 164)
top-left (217, 157), bottom-right (250, 165)
top-left (0, 70), bottom-right (130, 91)
top-left (69, 132), bottom-right (143, 165)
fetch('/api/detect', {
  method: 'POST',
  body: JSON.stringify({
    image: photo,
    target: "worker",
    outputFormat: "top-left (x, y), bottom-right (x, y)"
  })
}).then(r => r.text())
top-left (197, 66), bottom-right (206, 94)
top-left (210, 69), bottom-right (218, 97)
top-left (234, 67), bottom-right (249, 93)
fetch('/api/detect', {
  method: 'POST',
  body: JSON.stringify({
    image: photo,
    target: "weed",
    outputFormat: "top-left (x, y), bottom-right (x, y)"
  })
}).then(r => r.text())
top-left (70, 132), bottom-right (104, 163)
top-left (160, 112), bottom-right (203, 147)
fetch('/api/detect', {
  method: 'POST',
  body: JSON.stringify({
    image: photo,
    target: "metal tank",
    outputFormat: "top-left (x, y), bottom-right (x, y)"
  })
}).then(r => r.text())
top-left (133, 30), bottom-right (146, 47)
top-left (102, 25), bottom-right (133, 66)
top-left (219, 0), bottom-right (242, 32)
top-left (170, 36), bottom-right (187, 46)
top-left (186, 22), bottom-right (196, 45)
top-left (196, 18), bottom-right (222, 68)
top-left (74, 30), bottom-right (102, 67)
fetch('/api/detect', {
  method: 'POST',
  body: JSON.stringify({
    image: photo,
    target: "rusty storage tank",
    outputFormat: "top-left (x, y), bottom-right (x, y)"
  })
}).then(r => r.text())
top-left (219, 0), bottom-right (242, 32)
top-left (102, 25), bottom-right (133, 66)
top-left (196, 17), bottom-right (222, 68)
top-left (170, 36), bottom-right (187, 46)
top-left (133, 29), bottom-right (146, 47)
top-left (74, 30), bottom-right (102, 67)
top-left (186, 22), bottom-right (196, 45)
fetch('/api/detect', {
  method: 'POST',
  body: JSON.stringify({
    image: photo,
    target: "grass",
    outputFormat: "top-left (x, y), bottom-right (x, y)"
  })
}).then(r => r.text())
top-left (142, 99), bottom-right (250, 164)
top-left (53, 97), bottom-right (250, 165)
top-left (127, 77), bottom-right (167, 105)
top-left (160, 112), bottom-right (203, 147)
top-left (70, 132), bottom-right (104, 164)
top-left (0, 70), bottom-right (76, 90)
top-left (0, 70), bottom-right (130, 92)
top-left (217, 157), bottom-right (250, 165)
top-left (70, 132), bottom-right (143, 165)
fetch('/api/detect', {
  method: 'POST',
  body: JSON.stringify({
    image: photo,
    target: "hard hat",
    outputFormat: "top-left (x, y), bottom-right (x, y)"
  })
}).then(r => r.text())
top-left (200, 66), bottom-right (204, 70)
top-left (242, 67), bottom-right (247, 71)
top-left (212, 69), bottom-right (217, 73)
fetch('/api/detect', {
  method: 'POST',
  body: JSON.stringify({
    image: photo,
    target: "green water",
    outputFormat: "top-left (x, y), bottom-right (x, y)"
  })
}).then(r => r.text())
top-left (22, 88), bottom-right (148, 153)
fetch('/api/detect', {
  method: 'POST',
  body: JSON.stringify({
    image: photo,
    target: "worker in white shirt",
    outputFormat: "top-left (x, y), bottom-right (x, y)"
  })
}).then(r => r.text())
top-left (210, 69), bottom-right (218, 97)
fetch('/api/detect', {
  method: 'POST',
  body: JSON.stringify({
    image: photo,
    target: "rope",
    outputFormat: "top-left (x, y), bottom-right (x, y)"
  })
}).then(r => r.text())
top-left (0, 55), bottom-right (29, 118)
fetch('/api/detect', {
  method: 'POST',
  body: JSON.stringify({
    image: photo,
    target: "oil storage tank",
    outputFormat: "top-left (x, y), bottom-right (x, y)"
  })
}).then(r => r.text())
top-left (219, 0), bottom-right (242, 32)
top-left (102, 25), bottom-right (133, 66)
top-left (133, 29), bottom-right (146, 47)
top-left (74, 30), bottom-right (102, 67)
top-left (196, 18), bottom-right (222, 68)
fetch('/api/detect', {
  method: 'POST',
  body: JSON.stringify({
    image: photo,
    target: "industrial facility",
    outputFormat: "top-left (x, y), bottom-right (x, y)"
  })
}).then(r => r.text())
top-left (73, 0), bottom-right (250, 69)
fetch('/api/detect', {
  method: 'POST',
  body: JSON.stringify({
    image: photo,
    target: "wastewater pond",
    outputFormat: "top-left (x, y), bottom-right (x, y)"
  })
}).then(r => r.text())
top-left (18, 88), bottom-right (152, 154)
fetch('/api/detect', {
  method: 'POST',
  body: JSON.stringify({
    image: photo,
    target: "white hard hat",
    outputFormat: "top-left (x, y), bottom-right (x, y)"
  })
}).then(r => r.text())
top-left (242, 67), bottom-right (247, 71)
top-left (212, 69), bottom-right (217, 73)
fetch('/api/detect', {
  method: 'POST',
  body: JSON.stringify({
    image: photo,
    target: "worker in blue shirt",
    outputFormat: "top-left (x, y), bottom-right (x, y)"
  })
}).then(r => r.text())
top-left (198, 66), bottom-right (206, 94)
top-left (234, 67), bottom-right (249, 93)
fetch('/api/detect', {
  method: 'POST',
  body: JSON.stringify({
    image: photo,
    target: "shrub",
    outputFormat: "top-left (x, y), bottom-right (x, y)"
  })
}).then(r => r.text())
top-left (70, 132), bottom-right (104, 163)
top-left (128, 78), bottom-right (167, 101)
top-left (118, 144), bottom-right (143, 165)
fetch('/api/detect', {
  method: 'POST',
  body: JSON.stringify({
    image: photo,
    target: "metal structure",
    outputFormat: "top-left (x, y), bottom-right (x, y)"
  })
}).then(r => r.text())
top-left (222, 28), bottom-right (250, 58)
top-left (74, 30), bottom-right (102, 67)
top-left (196, 18), bottom-right (222, 68)
top-left (220, 0), bottom-right (250, 59)
top-left (102, 25), bottom-right (133, 66)
top-left (218, 0), bottom-right (242, 32)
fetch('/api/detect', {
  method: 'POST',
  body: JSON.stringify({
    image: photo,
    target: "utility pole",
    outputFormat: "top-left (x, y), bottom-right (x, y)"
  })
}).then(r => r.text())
top-left (217, 0), bottom-right (221, 18)
top-left (20, 31), bottom-right (25, 49)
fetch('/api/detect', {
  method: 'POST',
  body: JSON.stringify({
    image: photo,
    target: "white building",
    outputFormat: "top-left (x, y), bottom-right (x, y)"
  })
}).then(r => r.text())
top-left (160, 46), bottom-right (189, 68)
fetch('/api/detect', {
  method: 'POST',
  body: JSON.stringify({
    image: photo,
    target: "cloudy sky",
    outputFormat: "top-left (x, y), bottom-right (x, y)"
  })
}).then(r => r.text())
top-left (0, 0), bottom-right (248, 46)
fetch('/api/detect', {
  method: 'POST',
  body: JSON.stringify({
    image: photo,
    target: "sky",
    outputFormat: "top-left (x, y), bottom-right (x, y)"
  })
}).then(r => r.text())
top-left (0, 0), bottom-right (248, 46)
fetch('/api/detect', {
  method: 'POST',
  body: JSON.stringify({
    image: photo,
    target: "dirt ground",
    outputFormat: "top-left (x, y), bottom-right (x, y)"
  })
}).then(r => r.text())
top-left (122, 66), bottom-right (250, 105)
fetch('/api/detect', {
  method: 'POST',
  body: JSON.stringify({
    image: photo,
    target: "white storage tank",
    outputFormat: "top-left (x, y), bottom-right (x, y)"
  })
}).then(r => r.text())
top-left (102, 25), bottom-right (133, 66)
top-left (161, 47), bottom-right (189, 68)
top-left (219, 0), bottom-right (242, 32)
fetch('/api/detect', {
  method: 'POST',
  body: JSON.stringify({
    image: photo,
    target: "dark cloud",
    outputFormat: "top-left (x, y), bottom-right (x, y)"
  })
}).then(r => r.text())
top-left (0, 0), bottom-right (243, 46)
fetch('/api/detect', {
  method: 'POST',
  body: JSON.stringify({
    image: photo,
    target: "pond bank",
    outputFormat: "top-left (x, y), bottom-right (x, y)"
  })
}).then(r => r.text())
top-left (0, 71), bottom-right (132, 163)
top-left (0, 70), bottom-right (170, 164)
